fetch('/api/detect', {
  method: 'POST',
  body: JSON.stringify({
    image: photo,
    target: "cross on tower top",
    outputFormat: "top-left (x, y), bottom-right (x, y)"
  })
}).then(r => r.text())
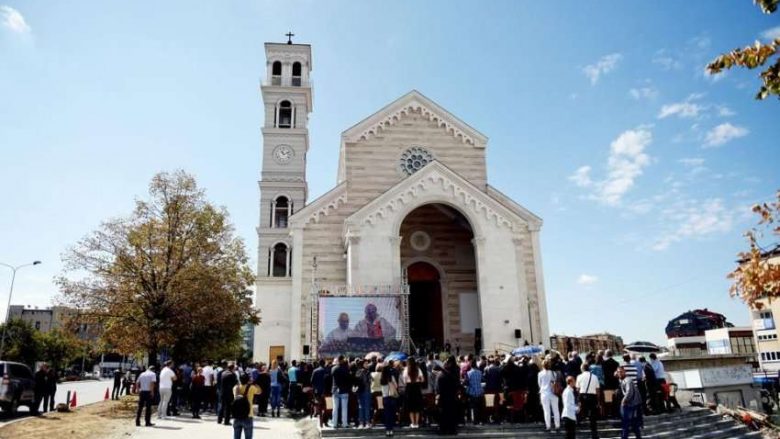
top-left (285, 32), bottom-right (295, 45)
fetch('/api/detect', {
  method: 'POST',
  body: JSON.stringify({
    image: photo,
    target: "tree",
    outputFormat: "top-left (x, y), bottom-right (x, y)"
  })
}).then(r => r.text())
top-left (57, 170), bottom-right (257, 364)
top-left (0, 319), bottom-right (42, 367)
top-left (728, 190), bottom-right (780, 308)
top-left (39, 328), bottom-right (83, 371)
top-left (706, 0), bottom-right (780, 100)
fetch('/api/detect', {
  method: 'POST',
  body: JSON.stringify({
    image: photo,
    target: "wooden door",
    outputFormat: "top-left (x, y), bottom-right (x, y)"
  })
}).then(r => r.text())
top-left (269, 345), bottom-right (285, 363)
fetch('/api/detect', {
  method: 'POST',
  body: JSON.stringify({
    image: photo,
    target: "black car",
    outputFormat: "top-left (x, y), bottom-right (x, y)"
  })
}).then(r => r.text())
top-left (0, 361), bottom-right (35, 414)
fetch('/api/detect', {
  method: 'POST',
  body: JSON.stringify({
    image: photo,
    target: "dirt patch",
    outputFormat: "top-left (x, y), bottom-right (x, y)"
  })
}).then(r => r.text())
top-left (0, 397), bottom-right (137, 439)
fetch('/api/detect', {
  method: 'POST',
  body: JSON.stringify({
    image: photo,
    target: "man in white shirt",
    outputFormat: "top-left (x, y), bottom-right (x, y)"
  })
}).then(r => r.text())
top-left (202, 362), bottom-right (215, 411)
top-left (576, 363), bottom-right (601, 438)
top-left (135, 366), bottom-right (157, 427)
top-left (158, 360), bottom-right (176, 419)
top-left (562, 376), bottom-right (578, 439)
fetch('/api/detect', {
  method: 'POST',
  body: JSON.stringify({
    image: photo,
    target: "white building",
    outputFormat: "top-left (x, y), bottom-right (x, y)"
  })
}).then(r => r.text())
top-left (254, 40), bottom-right (549, 364)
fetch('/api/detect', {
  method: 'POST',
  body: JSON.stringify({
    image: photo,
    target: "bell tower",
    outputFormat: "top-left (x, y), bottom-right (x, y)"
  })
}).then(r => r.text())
top-left (255, 37), bottom-right (312, 363)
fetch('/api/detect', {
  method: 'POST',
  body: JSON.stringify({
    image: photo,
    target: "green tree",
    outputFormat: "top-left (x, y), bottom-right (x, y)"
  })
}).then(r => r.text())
top-left (0, 319), bottom-right (42, 367)
top-left (57, 170), bottom-right (257, 364)
top-left (39, 328), bottom-right (84, 370)
top-left (707, 0), bottom-right (780, 100)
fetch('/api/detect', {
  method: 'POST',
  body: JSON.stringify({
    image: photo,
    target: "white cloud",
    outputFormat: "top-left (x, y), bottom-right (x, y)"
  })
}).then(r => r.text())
top-left (0, 5), bottom-right (30, 34)
top-left (571, 128), bottom-right (653, 206)
top-left (577, 274), bottom-right (599, 286)
top-left (652, 49), bottom-right (682, 70)
top-left (629, 87), bottom-right (658, 100)
top-left (658, 94), bottom-right (705, 119)
top-left (652, 198), bottom-right (734, 250)
top-left (703, 122), bottom-right (748, 147)
top-left (717, 106), bottom-right (735, 117)
top-left (761, 25), bottom-right (780, 41)
top-left (598, 129), bottom-right (652, 205)
top-left (568, 166), bottom-right (593, 187)
top-left (583, 53), bottom-right (622, 85)
top-left (678, 158), bottom-right (705, 167)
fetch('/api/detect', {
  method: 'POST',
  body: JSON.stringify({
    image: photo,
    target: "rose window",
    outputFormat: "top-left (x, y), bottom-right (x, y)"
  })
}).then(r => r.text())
top-left (399, 146), bottom-right (433, 176)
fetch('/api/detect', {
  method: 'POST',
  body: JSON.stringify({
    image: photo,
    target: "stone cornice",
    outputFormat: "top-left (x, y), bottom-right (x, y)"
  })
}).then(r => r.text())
top-left (341, 90), bottom-right (487, 148)
top-left (289, 183), bottom-right (347, 227)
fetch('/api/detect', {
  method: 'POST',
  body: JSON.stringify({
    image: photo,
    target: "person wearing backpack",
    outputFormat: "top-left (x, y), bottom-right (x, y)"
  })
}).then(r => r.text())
top-left (538, 358), bottom-right (561, 433)
top-left (233, 373), bottom-right (260, 439)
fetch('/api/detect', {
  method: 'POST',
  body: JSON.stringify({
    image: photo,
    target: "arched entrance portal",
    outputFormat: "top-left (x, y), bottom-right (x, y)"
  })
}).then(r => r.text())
top-left (400, 203), bottom-right (479, 354)
top-left (408, 262), bottom-right (444, 348)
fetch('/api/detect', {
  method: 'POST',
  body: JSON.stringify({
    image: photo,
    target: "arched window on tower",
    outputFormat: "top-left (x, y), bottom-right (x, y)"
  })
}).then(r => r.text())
top-left (276, 100), bottom-right (293, 128)
top-left (292, 62), bottom-right (302, 86)
top-left (271, 196), bottom-right (291, 228)
top-left (271, 61), bottom-right (282, 86)
top-left (269, 243), bottom-right (291, 277)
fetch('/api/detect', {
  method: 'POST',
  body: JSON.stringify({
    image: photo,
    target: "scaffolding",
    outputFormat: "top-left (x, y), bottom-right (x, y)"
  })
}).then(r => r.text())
top-left (307, 262), bottom-right (413, 358)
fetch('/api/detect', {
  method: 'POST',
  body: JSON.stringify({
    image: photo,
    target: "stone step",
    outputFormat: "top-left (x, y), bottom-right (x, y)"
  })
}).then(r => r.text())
top-left (320, 409), bottom-right (760, 439)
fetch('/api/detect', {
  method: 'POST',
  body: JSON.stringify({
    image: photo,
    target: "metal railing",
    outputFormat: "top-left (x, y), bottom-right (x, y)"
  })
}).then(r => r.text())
top-left (261, 77), bottom-right (311, 88)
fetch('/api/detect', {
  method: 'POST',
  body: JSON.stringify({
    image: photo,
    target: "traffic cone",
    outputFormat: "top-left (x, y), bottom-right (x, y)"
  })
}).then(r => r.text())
top-left (70, 391), bottom-right (77, 408)
top-left (104, 388), bottom-right (110, 401)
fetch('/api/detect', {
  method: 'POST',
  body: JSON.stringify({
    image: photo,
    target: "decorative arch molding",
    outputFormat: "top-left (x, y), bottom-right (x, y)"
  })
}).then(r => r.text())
top-left (289, 183), bottom-right (348, 228)
top-left (304, 192), bottom-right (346, 225)
top-left (359, 104), bottom-right (476, 146)
top-left (346, 162), bottom-right (527, 238)
top-left (341, 90), bottom-right (488, 149)
top-left (269, 239), bottom-right (291, 249)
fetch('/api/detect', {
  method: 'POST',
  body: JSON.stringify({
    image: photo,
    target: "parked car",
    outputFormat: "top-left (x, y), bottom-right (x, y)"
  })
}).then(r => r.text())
top-left (0, 361), bottom-right (35, 414)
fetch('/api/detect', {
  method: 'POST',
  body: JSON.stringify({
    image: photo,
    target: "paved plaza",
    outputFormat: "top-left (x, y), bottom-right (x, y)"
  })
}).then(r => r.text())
top-left (126, 412), bottom-right (317, 439)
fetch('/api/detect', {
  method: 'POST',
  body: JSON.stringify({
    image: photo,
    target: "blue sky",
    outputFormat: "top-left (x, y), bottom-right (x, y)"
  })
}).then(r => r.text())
top-left (1, 1), bottom-right (778, 346)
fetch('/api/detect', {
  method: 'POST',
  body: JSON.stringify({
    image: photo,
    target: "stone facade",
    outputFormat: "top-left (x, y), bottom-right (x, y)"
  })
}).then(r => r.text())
top-left (254, 41), bottom-right (549, 364)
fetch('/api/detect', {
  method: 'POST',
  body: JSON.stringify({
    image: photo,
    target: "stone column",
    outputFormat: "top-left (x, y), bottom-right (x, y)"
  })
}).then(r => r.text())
top-left (271, 200), bottom-right (277, 228)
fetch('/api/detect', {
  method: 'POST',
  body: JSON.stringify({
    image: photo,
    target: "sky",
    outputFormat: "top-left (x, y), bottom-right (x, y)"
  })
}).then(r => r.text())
top-left (1, 1), bottom-right (779, 346)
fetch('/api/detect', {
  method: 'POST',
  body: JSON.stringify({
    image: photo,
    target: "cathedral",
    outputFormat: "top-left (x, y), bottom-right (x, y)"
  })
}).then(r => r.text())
top-left (254, 40), bottom-right (550, 363)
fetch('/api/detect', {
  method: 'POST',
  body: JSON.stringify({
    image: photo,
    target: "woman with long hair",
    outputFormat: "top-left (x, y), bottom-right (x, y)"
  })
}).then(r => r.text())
top-left (380, 361), bottom-right (399, 437)
top-left (436, 356), bottom-right (460, 435)
top-left (269, 360), bottom-right (283, 417)
top-left (403, 358), bottom-right (425, 428)
top-left (538, 358), bottom-right (561, 433)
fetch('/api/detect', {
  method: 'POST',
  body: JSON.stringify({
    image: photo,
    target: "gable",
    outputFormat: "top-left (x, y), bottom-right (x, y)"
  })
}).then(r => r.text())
top-left (338, 90), bottom-right (488, 184)
top-left (342, 90), bottom-right (488, 148)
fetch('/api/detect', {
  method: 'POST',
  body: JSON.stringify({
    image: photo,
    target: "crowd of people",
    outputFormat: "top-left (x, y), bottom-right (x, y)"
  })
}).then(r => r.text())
top-left (112, 348), bottom-right (677, 438)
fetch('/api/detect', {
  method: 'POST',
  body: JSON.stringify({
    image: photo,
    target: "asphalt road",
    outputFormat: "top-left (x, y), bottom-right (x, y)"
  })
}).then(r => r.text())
top-left (0, 378), bottom-right (113, 425)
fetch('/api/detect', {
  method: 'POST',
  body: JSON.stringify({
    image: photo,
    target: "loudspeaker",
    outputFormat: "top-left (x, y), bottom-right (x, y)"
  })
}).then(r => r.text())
top-left (474, 328), bottom-right (482, 352)
top-left (475, 328), bottom-right (482, 338)
top-left (514, 329), bottom-right (522, 339)
top-left (303, 345), bottom-right (310, 355)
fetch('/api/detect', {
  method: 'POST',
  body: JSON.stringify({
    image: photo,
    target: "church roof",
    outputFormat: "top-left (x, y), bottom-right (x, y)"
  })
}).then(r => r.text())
top-left (340, 90), bottom-right (488, 148)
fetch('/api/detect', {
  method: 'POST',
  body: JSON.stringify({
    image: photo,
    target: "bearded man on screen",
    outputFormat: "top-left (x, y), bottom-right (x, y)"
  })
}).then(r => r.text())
top-left (353, 303), bottom-right (397, 341)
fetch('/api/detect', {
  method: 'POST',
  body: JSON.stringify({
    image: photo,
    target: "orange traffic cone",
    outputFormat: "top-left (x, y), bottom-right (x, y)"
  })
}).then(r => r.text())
top-left (70, 391), bottom-right (77, 408)
top-left (104, 388), bottom-right (110, 401)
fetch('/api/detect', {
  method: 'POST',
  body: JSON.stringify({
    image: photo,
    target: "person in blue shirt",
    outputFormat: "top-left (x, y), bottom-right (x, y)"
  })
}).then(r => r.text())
top-left (287, 360), bottom-right (300, 413)
top-left (464, 359), bottom-right (484, 425)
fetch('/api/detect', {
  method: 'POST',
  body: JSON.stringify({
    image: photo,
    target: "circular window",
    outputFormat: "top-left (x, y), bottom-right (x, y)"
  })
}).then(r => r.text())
top-left (399, 146), bottom-right (433, 176)
top-left (410, 231), bottom-right (431, 251)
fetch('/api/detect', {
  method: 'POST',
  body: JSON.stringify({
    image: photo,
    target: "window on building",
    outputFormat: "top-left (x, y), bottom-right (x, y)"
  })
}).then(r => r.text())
top-left (277, 100), bottom-right (293, 128)
top-left (269, 243), bottom-right (290, 277)
top-left (760, 311), bottom-right (776, 329)
top-left (271, 61), bottom-right (282, 85)
top-left (35, 321), bottom-right (40, 330)
top-left (272, 196), bottom-right (290, 228)
top-left (292, 62), bottom-right (302, 86)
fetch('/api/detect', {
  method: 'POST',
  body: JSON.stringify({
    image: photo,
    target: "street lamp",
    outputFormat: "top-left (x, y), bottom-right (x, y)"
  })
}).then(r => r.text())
top-left (0, 260), bottom-right (42, 359)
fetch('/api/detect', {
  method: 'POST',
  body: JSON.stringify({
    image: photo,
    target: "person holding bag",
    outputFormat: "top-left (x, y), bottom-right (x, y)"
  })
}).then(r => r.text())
top-left (380, 361), bottom-right (399, 437)
top-left (232, 373), bottom-right (260, 439)
top-left (538, 359), bottom-right (561, 433)
top-left (576, 362), bottom-right (601, 439)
